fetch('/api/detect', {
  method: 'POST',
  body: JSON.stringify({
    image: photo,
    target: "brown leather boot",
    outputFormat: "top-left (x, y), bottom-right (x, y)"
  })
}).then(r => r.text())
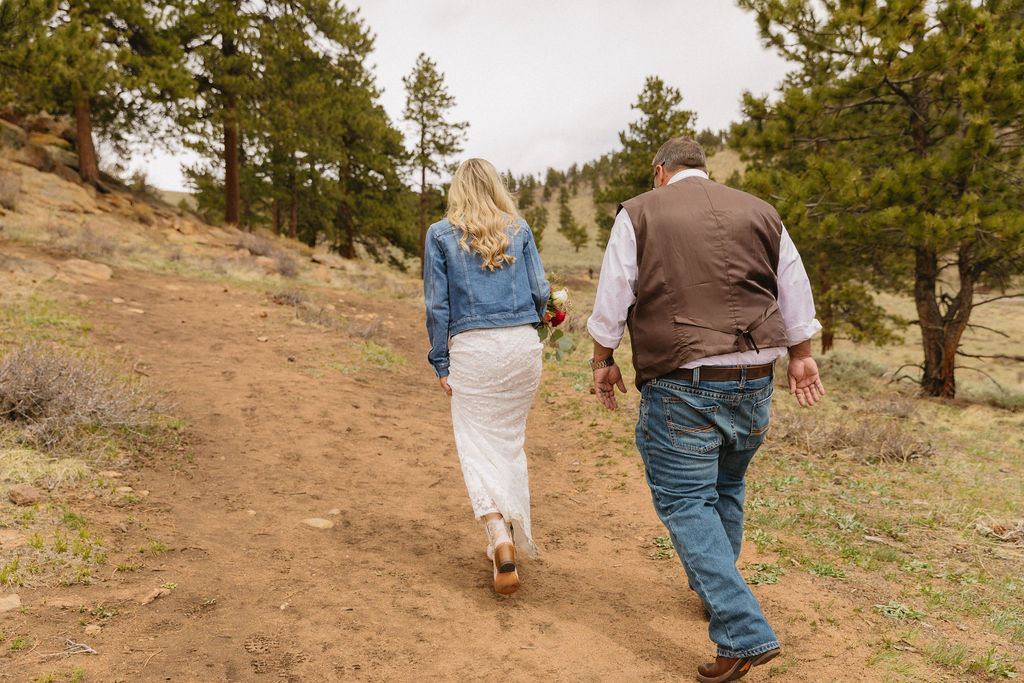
top-left (696, 648), bottom-right (779, 682)
top-left (492, 542), bottom-right (519, 595)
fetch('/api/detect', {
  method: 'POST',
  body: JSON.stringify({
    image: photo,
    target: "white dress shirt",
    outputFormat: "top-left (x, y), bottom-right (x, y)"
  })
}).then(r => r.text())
top-left (587, 169), bottom-right (821, 367)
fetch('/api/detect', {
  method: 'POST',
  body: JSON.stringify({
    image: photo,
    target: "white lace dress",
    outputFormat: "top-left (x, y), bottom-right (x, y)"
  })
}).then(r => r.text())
top-left (446, 324), bottom-right (543, 558)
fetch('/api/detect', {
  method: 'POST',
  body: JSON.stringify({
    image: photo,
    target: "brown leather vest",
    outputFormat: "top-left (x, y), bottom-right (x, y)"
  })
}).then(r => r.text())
top-left (621, 176), bottom-right (790, 387)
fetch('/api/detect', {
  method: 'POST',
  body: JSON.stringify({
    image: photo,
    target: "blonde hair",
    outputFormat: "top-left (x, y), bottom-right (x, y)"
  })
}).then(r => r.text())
top-left (446, 158), bottom-right (521, 270)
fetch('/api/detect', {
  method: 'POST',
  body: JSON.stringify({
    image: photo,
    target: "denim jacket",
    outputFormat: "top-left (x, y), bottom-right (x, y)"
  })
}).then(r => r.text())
top-left (424, 217), bottom-right (549, 377)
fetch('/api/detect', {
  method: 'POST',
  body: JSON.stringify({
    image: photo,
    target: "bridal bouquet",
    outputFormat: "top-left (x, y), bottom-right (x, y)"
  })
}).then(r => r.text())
top-left (538, 281), bottom-right (575, 360)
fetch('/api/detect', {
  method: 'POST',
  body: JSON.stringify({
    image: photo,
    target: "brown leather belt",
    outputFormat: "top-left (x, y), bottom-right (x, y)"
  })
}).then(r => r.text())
top-left (660, 362), bottom-right (774, 383)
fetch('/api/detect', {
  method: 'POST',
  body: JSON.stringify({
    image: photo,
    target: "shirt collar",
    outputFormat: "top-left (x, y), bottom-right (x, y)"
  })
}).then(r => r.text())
top-left (668, 168), bottom-right (709, 185)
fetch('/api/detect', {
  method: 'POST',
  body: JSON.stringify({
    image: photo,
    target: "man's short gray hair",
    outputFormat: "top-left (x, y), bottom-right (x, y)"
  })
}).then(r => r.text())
top-left (653, 138), bottom-right (706, 171)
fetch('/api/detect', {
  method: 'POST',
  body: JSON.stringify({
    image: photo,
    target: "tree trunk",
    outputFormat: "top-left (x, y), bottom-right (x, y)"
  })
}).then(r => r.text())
top-left (419, 162), bottom-right (427, 275)
top-left (223, 93), bottom-right (240, 226)
top-left (221, 2), bottom-right (241, 227)
top-left (272, 198), bottom-right (281, 236)
top-left (72, 87), bottom-right (100, 187)
top-left (337, 200), bottom-right (355, 259)
top-left (818, 264), bottom-right (834, 354)
top-left (915, 246), bottom-right (974, 397)
top-left (288, 164), bottom-right (298, 240)
top-left (338, 167), bottom-right (355, 259)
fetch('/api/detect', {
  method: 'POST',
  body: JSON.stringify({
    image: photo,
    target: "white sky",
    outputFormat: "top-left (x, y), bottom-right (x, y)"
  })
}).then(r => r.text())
top-left (140, 1), bottom-right (793, 191)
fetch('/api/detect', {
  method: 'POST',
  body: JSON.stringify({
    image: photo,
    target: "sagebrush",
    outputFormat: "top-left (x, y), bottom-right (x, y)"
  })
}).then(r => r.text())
top-left (0, 343), bottom-right (171, 454)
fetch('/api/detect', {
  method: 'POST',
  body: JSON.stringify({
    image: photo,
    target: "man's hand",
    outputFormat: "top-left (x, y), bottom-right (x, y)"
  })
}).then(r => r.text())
top-left (788, 356), bottom-right (824, 407)
top-left (439, 376), bottom-right (452, 396)
top-left (594, 364), bottom-right (627, 410)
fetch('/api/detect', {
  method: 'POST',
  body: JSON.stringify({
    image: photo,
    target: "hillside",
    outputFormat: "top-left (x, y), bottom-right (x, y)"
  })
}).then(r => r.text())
top-left (1, 135), bottom-right (1022, 681)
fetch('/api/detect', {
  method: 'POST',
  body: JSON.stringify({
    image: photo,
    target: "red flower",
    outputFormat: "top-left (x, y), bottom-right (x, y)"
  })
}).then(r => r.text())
top-left (542, 312), bottom-right (553, 323)
top-left (551, 310), bottom-right (566, 327)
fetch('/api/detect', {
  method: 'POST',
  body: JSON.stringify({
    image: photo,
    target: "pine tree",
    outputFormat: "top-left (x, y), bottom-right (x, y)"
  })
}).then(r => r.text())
top-left (558, 186), bottom-right (588, 252)
top-left (735, 0), bottom-right (1024, 397)
top-left (178, 2), bottom-right (410, 253)
top-left (177, 0), bottom-right (260, 226)
top-left (518, 184), bottom-right (535, 210)
top-left (593, 77), bottom-right (696, 247)
top-left (2, 0), bottom-right (190, 187)
top-left (402, 52), bottom-right (467, 272)
top-left (523, 205), bottom-right (548, 251)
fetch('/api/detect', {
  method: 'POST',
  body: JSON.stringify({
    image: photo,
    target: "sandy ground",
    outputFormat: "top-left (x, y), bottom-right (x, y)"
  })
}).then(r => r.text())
top-left (1, 252), bottom-right (885, 682)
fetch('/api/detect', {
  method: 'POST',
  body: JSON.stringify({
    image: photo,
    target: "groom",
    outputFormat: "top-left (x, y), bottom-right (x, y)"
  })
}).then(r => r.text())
top-left (587, 137), bottom-right (824, 682)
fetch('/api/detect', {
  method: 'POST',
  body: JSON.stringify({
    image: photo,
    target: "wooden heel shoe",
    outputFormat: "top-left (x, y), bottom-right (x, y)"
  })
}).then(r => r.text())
top-left (492, 543), bottom-right (519, 595)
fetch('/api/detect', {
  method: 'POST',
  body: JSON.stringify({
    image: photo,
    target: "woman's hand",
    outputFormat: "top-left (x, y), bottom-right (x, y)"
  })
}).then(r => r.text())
top-left (439, 377), bottom-right (452, 396)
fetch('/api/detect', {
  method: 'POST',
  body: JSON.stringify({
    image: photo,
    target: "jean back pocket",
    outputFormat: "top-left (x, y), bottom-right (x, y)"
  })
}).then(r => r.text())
top-left (664, 397), bottom-right (722, 455)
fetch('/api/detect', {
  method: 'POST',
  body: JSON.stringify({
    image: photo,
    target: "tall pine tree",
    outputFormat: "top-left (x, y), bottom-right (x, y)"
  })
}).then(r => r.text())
top-left (402, 53), bottom-right (467, 271)
top-left (735, 0), bottom-right (1024, 397)
top-left (2, 0), bottom-right (190, 187)
top-left (593, 77), bottom-right (696, 247)
top-left (557, 185), bottom-right (587, 252)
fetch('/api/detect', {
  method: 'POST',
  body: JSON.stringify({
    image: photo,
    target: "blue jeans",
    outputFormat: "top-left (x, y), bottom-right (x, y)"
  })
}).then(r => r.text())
top-left (636, 370), bottom-right (779, 659)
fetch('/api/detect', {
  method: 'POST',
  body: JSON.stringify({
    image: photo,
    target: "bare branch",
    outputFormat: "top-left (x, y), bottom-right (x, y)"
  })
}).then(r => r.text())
top-left (973, 294), bottom-right (1024, 307)
top-left (38, 637), bottom-right (98, 659)
top-left (954, 365), bottom-right (1007, 388)
top-left (964, 324), bottom-right (1010, 338)
top-left (956, 351), bottom-right (1024, 363)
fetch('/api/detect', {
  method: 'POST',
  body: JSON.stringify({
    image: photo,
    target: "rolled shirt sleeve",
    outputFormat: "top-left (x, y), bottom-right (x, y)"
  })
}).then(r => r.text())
top-left (587, 208), bottom-right (638, 350)
top-left (777, 227), bottom-right (822, 345)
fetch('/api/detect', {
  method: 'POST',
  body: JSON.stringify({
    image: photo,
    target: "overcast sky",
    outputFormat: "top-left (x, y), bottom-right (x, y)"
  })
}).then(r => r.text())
top-left (141, 1), bottom-right (794, 191)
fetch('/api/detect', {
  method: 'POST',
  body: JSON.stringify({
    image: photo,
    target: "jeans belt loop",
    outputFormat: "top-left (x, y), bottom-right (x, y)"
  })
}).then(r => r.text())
top-left (739, 364), bottom-right (747, 389)
top-left (691, 366), bottom-right (700, 387)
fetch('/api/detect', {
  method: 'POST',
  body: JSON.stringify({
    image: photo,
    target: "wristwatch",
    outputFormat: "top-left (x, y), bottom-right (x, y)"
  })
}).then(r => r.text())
top-left (588, 357), bottom-right (615, 371)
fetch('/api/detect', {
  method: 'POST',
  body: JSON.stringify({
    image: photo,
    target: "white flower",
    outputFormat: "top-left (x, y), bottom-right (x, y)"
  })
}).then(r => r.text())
top-left (551, 288), bottom-right (569, 307)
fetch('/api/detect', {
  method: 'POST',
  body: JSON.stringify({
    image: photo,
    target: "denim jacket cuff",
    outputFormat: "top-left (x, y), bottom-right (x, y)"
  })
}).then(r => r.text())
top-left (432, 362), bottom-right (450, 378)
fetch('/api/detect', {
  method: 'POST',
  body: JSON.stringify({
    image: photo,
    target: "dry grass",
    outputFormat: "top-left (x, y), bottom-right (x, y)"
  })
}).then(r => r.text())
top-left (239, 231), bottom-right (299, 278)
top-left (270, 289), bottom-right (388, 343)
top-left (57, 225), bottom-right (117, 259)
top-left (0, 343), bottom-right (170, 454)
top-left (773, 410), bottom-right (934, 463)
top-left (0, 446), bottom-right (88, 488)
top-left (271, 289), bottom-right (310, 307)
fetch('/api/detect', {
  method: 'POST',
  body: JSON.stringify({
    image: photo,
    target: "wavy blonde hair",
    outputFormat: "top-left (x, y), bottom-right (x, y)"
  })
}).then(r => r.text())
top-left (446, 158), bottom-right (521, 270)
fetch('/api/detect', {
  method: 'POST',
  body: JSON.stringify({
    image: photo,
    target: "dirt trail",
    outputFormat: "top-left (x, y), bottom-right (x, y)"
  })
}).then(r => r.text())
top-left (4, 257), bottom-right (881, 681)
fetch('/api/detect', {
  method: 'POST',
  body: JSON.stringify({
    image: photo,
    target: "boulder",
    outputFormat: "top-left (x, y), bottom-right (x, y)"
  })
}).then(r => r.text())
top-left (0, 119), bottom-right (26, 150)
top-left (47, 145), bottom-right (79, 170)
top-left (24, 112), bottom-right (70, 138)
top-left (10, 142), bottom-right (53, 172)
top-left (23, 167), bottom-right (97, 213)
top-left (8, 484), bottom-right (43, 506)
top-left (29, 132), bottom-right (71, 150)
top-left (59, 259), bottom-right (113, 281)
top-left (53, 163), bottom-right (81, 185)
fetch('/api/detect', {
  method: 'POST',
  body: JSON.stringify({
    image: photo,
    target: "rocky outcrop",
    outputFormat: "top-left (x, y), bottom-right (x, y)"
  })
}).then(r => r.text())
top-left (0, 119), bottom-right (27, 149)
top-left (1, 118), bottom-right (79, 181)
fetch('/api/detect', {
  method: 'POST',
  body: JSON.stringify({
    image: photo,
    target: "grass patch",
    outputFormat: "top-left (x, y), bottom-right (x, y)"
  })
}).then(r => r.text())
top-left (0, 447), bottom-right (88, 488)
top-left (650, 534), bottom-right (675, 560)
top-left (745, 562), bottom-right (786, 585)
top-left (874, 601), bottom-right (925, 621)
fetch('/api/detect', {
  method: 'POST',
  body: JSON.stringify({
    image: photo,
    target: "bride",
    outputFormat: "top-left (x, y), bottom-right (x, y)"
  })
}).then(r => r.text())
top-left (423, 157), bottom-right (550, 595)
